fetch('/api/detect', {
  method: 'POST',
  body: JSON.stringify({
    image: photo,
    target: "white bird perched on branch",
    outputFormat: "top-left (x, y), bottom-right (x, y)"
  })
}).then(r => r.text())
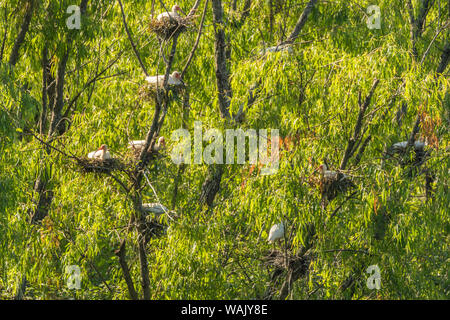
top-left (157, 5), bottom-right (184, 21)
top-left (268, 222), bottom-right (285, 243)
top-left (128, 136), bottom-right (166, 152)
top-left (88, 144), bottom-right (111, 160)
top-left (145, 71), bottom-right (183, 87)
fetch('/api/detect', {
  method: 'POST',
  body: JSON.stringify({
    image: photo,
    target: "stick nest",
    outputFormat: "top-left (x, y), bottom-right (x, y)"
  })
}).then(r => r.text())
top-left (148, 16), bottom-right (196, 40)
top-left (77, 157), bottom-right (126, 174)
top-left (138, 81), bottom-right (185, 102)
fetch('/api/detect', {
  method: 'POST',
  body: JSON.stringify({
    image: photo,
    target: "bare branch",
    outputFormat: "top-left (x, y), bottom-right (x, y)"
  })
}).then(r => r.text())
top-left (181, 0), bottom-right (209, 77)
top-left (117, 0), bottom-right (149, 76)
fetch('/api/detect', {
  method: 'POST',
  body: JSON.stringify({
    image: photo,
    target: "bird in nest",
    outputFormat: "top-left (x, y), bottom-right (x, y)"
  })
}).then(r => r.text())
top-left (318, 163), bottom-right (356, 209)
top-left (88, 144), bottom-right (112, 160)
top-left (157, 4), bottom-right (185, 22)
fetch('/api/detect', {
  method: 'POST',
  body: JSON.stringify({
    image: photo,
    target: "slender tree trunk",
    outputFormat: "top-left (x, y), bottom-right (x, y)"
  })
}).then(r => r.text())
top-left (48, 49), bottom-right (70, 137)
top-left (30, 166), bottom-right (54, 224)
top-left (9, 0), bottom-right (34, 66)
top-left (407, 0), bottom-right (434, 59)
top-left (200, 164), bottom-right (224, 207)
top-left (31, 0), bottom-right (89, 224)
top-left (436, 41), bottom-right (450, 74)
top-left (40, 46), bottom-right (48, 135)
top-left (0, 4), bottom-right (8, 61)
top-left (212, 0), bottom-right (232, 119)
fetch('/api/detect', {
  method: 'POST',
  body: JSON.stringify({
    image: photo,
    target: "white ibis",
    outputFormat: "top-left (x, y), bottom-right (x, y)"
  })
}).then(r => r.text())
top-left (88, 144), bottom-right (111, 160)
top-left (142, 203), bottom-right (168, 216)
top-left (267, 223), bottom-right (285, 243)
top-left (387, 140), bottom-right (429, 166)
top-left (145, 71), bottom-right (183, 87)
top-left (157, 5), bottom-right (184, 21)
top-left (390, 140), bottom-right (426, 152)
top-left (128, 136), bottom-right (166, 152)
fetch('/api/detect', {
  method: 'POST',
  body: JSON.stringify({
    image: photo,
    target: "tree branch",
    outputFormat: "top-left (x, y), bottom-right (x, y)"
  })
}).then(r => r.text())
top-left (280, 0), bottom-right (317, 45)
top-left (9, 0), bottom-right (34, 66)
top-left (114, 239), bottom-right (139, 300)
top-left (117, 0), bottom-right (149, 76)
top-left (181, 0), bottom-right (209, 77)
top-left (340, 79), bottom-right (379, 170)
top-left (212, 0), bottom-right (232, 119)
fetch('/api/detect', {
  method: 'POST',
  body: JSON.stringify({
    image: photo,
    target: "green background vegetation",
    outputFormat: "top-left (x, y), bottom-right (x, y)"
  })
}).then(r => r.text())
top-left (0, 0), bottom-right (448, 299)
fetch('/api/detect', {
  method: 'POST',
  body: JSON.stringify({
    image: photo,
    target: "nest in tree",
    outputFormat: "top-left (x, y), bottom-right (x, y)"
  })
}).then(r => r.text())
top-left (264, 249), bottom-right (310, 273)
top-left (384, 141), bottom-right (431, 167)
top-left (318, 170), bottom-right (356, 209)
top-left (77, 157), bottom-right (126, 174)
top-left (143, 218), bottom-right (167, 244)
top-left (263, 249), bottom-right (311, 299)
top-left (138, 81), bottom-right (185, 102)
top-left (148, 15), bottom-right (196, 40)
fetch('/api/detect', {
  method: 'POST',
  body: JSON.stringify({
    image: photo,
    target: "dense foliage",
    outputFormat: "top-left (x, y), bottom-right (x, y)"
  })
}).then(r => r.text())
top-left (0, 0), bottom-right (448, 299)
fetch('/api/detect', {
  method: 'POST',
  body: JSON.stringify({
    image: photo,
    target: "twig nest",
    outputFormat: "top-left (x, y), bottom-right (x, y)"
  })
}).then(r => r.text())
top-left (148, 15), bottom-right (196, 40)
top-left (319, 164), bottom-right (356, 207)
top-left (77, 157), bottom-right (125, 174)
top-left (263, 249), bottom-right (311, 285)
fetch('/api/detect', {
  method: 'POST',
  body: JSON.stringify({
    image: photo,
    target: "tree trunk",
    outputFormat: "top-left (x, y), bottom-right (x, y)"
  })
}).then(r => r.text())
top-left (9, 0), bottom-right (34, 66)
top-left (212, 0), bottom-right (232, 119)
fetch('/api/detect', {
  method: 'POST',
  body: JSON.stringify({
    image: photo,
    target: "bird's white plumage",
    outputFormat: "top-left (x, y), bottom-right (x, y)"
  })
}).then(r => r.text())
top-left (142, 203), bottom-right (168, 216)
top-left (268, 223), bottom-right (285, 243)
top-left (88, 145), bottom-right (111, 160)
top-left (392, 140), bottom-right (425, 150)
top-left (320, 164), bottom-right (338, 180)
top-left (128, 140), bottom-right (146, 150)
top-left (157, 5), bottom-right (181, 21)
top-left (145, 71), bottom-right (182, 86)
top-left (128, 137), bottom-right (165, 152)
